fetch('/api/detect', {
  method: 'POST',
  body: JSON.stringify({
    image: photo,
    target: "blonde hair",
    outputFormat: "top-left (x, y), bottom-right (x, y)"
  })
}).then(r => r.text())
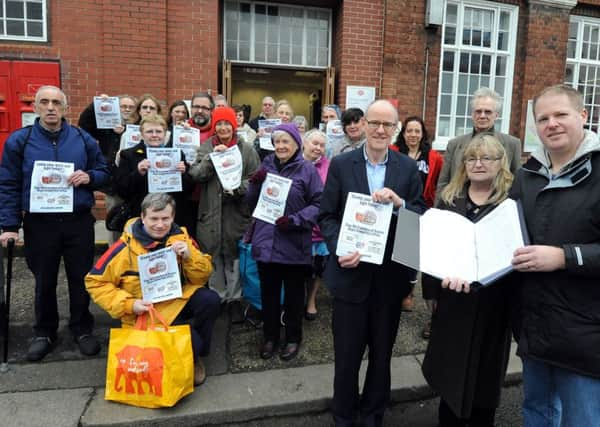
top-left (275, 99), bottom-right (294, 117)
top-left (440, 134), bottom-right (513, 206)
top-left (140, 114), bottom-right (167, 132)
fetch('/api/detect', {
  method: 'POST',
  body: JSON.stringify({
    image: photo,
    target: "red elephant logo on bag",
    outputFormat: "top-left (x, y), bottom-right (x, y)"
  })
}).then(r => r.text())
top-left (114, 345), bottom-right (164, 396)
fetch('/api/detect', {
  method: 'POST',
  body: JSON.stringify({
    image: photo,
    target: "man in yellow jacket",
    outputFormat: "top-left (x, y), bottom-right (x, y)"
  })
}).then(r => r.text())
top-left (85, 193), bottom-right (220, 385)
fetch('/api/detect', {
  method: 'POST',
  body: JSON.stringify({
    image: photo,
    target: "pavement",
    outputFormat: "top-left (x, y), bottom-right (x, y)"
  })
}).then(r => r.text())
top-left (0, 221), bottom-right (523, 427)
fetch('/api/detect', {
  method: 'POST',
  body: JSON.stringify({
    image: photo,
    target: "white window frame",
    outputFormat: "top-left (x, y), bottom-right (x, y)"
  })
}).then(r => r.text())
top-left (0, 0), bottom-right (47, 42)
top-left (434, 0), bottom-right (519, 150)
top-left (566, 15), bottom-right (600, 134)
top-left (223, 0), bottom-right (332, 69)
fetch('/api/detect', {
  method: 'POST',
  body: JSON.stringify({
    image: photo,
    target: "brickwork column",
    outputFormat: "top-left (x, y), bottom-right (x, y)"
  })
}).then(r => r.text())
top-left (519, 0), bottom-right (577, 132)
top-left (334, 0), bottom-right (385, 109)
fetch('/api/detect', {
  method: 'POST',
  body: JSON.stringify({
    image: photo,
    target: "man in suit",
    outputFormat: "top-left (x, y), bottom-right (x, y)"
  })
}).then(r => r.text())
top-left (318, 100), bottom-right (427, 426)
top-left (436, 87), bottom-right (521, 198)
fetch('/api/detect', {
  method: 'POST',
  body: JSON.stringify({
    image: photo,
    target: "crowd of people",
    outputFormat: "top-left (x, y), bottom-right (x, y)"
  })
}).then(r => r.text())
top-left (0, 83), bottom-right (599, 426)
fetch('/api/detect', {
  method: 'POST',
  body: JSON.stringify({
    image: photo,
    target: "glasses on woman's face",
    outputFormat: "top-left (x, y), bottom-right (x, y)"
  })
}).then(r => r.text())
top-left (141, 105), bottom-right (157, 111)
top-left (464, 156), bottom-right (501, 167)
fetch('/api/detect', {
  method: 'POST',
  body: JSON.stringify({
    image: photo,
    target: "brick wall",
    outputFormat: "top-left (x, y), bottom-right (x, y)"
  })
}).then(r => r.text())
top-left (0, 0), bottom-right (220, 124)
top-left (334, 0), bottom-right (385, 109)
top-left (517, 2), bottom-right (573, 137)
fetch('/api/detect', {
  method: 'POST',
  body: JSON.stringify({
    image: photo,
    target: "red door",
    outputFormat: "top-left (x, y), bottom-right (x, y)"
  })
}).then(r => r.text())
top-left (0, 60), bottom-right (60, 158)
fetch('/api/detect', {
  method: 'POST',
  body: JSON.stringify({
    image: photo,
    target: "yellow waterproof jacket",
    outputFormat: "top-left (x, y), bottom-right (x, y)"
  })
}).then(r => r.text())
top-left (85, 218), bottom-right (212, 327)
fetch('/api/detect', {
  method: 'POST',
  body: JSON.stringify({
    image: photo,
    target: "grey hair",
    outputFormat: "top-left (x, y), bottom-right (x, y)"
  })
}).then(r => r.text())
top-left (141, 193), bottom-right (176, 216)
top-left (470, 87), bottom-right (502, 113)
top-left (303, 128), bottom-right (326, 144)
top-left (365, 100), bottom-right (399, 123)
top-left (262, 96), bottom-right (275, 104)
top-left (293, 115), bottom-right (308, 128)
top-left (35, 85), bottom-right (68, 107)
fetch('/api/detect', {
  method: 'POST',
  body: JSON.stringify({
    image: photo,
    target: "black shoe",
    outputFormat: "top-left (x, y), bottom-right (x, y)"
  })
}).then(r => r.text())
top-left (280, 342), bottom-right (300, 361)
top-left (75, 334), bottom-right (101, 356)
top-left (304, 310), bottom-right (317, 321)
top-left (26, 336), bottom-right (54, 362)
top-left (260, 341), bottom-right (278, 360)
top-left (228, 300), bottom-right (245, 324)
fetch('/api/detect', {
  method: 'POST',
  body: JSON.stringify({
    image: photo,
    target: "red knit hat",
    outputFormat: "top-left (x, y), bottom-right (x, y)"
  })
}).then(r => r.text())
top-left (210, 106), bottom-right (238, 135)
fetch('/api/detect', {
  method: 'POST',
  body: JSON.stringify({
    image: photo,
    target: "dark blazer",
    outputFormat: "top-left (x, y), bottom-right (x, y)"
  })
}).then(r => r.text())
top-left (318, 147), bottom-right (427, 303)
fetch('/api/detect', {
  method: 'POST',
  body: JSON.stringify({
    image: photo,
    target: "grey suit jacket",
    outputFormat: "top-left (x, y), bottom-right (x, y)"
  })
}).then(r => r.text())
top-left (436, 130), bottom-right (522, 205)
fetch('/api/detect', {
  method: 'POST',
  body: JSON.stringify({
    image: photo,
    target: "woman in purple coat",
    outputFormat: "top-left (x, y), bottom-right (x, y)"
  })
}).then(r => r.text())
top-left (246, 123), bottom-right (323, 361)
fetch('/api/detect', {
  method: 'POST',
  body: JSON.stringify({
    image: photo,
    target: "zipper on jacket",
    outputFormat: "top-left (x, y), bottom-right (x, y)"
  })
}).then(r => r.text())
top-left (52, 139), bottom-right (58, 161)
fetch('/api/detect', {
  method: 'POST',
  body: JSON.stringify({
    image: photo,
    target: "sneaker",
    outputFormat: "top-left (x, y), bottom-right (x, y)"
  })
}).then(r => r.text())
top-left (26, 336), bottom-right (54, 362)
top-left (421, 321), bottom-right (432, 339)
top-left (194, 359), bottom-right (206, 386)
top-left (75, 334), bottom-right (101, 356)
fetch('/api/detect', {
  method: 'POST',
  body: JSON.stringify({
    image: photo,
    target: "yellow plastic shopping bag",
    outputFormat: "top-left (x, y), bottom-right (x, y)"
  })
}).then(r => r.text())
top-left (105, 306), bottom-right (194, 408)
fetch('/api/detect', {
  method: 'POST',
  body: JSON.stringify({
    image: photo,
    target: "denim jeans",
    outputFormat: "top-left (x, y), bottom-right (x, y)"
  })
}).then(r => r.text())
top-left (522, 357), bottom-right (600, 427)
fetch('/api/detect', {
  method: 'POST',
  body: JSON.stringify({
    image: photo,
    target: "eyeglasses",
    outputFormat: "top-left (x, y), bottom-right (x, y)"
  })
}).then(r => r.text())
top-left (366, 120), bottom-right (396, 131)
top-left (140, 105), bottom-right (157, 111)
top-left (473, 109), bottom-right (495, 116)
top-left (191, 105), bottom-right (211, 112)
top-left (120, 104), bottom-right (135, 110)
top-left (464, 156), bottom-right (501, 166)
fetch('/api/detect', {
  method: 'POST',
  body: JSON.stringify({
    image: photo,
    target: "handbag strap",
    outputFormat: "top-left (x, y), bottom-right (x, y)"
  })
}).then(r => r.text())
top-left (133, 305), bottom-right (169, 331)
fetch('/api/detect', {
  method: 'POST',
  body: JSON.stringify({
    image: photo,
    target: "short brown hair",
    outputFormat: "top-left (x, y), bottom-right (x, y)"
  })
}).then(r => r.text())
top-left (533, 84), bottom-right (584, 116)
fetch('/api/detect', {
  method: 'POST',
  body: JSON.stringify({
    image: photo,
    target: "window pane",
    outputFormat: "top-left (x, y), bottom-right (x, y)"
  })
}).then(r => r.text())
top-left (565, 63), bottom-right (575, 84)
top-left (7, 1), bottom-right (24, 18)
top-left (443, 51), bottom-right (454, 71)
top-left (481, 55), bottom-right (491, 74)
top-left (255, 43), bottom-right (265, 62)
top-left (239, 42), bottom-right (250, 61)
top-left (459, 53), bottom-right (469, 73)
top-left (496, 56), bottom-right (507, 76)
top-left (226, 41), bottom-right (237, 60)
top-left (441, 72), bottom-right (453, 93)
top-left (267, 44), bottom-right (277, 63)
top-left (318, 47), bottom-right (328, 67)
top-left (438, 116), bottom-right (451, 137)
top-left (495, 77), bottom-right (505, 95)
top-left (456, 95), bottom-right (468, 115)
top-left (500, 12), bottom-right (510, 31)
top-left (6, 20), bottom-right (24, 35)
top-left (27, 2), bottom-right (43, 20)
top-left (307, 47), bottom-right (316, 66)
top-left (458, 73), bottom-right (468, 93)
top-left (470, 54), bottom-right (480, 74)
top-left (446, 4), bottom-right (457, 25)
top-left (292, 45), bottom-right (302, 64)
top-left (444, 26), bottom-right (456, 45)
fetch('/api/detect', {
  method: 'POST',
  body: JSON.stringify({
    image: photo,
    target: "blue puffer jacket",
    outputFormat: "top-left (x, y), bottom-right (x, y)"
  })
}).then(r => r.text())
top-left (0, 119), bottom-right (110, 230)
top-left (245, 123), bottom-right (323, 265)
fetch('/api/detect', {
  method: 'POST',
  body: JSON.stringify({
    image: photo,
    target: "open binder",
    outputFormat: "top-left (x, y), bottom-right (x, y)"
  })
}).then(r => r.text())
top-left (391, 198), bottom-right (529, 286)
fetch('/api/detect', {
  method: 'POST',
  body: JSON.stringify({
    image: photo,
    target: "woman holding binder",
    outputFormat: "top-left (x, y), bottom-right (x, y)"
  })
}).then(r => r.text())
top-left (421, 134), bottom-right (515, 427)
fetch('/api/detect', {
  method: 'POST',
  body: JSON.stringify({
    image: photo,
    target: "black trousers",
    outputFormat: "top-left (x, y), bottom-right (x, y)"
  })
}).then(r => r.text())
top-left (331, 281), bottom-right (404, 427)
top-left (173, 287), bottom-right (221, 359)
top-left (256, 262), bottom-right (308, 344)
top-left (23, 212), bottom-right (96, 339)
top-left (439, 399), bottom-right (496, 427)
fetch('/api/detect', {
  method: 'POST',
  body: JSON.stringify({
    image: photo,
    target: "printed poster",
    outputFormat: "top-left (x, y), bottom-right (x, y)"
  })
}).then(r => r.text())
top-left (345, 86), bottom-right (376, 113)
top-left (172, 125), bottom-right (200, 164)
top-left (258, 119), bottom-right (281, 151)
top-left (138, 247), bottom-right (183, 303)
top-left (209, 144), bottom-right (243, 191)
top-left (123, 124), bottom-right (141, 149)
top-left (147, 148), bottom-right (182, 193)
top-left (93, 96), bottom-right (121, 129)
top-left (252, 173), bottom-right (293, 224)
top-left (336, 192), bottom-right (393, 265)
top-left (29, 161), bottom-right (74, 213)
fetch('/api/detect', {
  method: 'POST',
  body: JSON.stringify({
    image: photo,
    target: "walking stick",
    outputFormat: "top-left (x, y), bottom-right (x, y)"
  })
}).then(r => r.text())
top-left (1, 238), bottom-right (15, 373)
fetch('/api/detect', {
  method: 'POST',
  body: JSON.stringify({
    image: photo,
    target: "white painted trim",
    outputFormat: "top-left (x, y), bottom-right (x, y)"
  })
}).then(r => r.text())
top-left (529, 0), bottom-right (577, 9)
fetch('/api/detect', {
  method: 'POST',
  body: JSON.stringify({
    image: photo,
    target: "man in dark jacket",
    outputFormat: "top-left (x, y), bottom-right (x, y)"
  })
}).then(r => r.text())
top-left (318, 100), bottom-right (426, 426)
top-left (0, 85), bottom-right (110, 362)
top-left (510, 84), bottom-right (600, 426)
